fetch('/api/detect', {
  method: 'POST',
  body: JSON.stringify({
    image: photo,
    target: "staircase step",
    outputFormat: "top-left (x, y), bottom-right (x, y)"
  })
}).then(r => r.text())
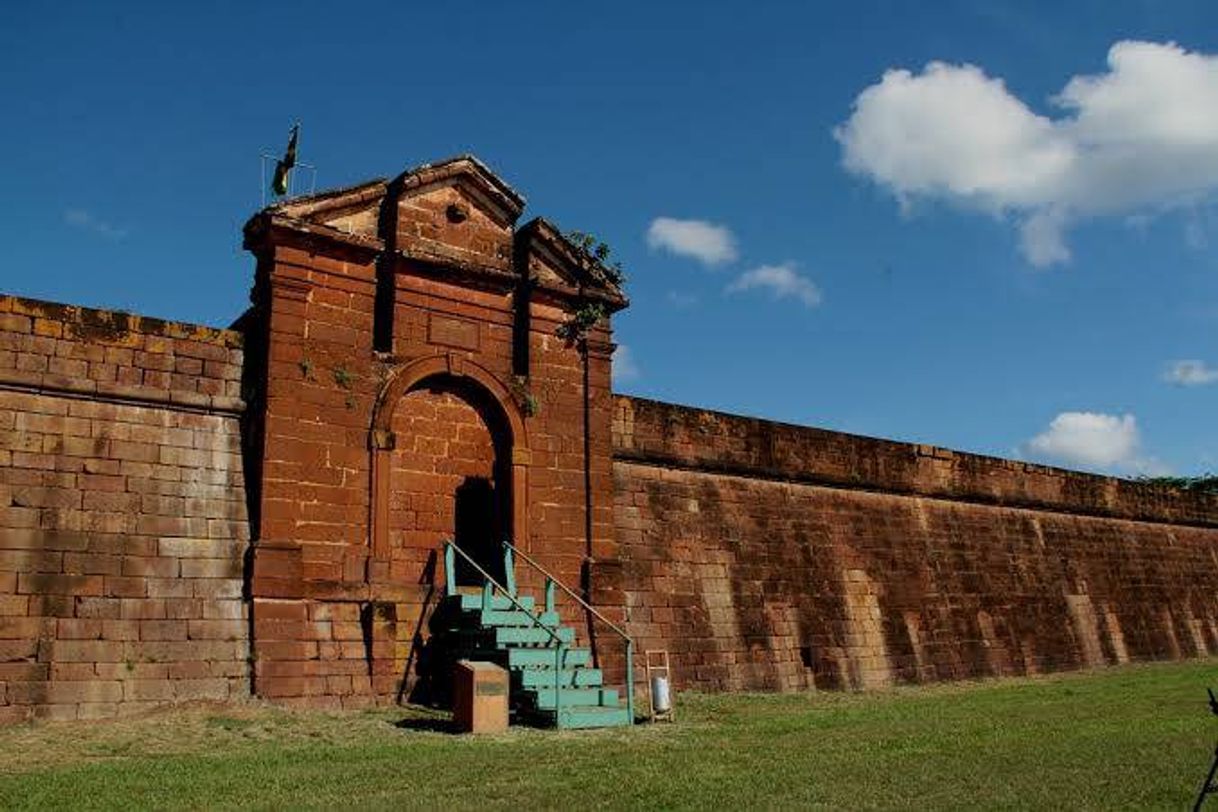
top-left (526, 687), bottom-right (619, 710)
top-left (517, 667), bottom-right (602, 688)
top-left (496, 625), bottom-right (575, 647)
top-left (453, 594), bottom-right (535, 612)
top-left (508, 647), bottom-right (591, 669)
top-left (443, 569), bottom-right (632, 729)
top-left (552, 705), bottom-right (633, 730)
top-left (477, 609), bottom-right (560, 628)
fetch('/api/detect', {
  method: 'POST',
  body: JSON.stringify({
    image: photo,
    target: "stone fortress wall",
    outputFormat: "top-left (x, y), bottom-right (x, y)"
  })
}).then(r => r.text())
top-left (0, 297), bottom-right (249, 721)
top-left (2, 155), bottom-right (1215, 720)
top-left (613, 396), bottom-right (1218, 691)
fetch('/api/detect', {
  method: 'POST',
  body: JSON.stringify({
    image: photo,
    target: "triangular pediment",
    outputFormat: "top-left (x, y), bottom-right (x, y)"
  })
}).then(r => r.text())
top-left (267, 178), bottom-right (388, 240)
top-left (395, 155), bottom-right (525, 226)
top-left (390, 156), bottom-right (525, 273)
top-left (517, 218), bottom-right (628, 311)
top-left (251, 155), bottom-right (527, 273)
top-left (246, 156), bottom-right (623, 308)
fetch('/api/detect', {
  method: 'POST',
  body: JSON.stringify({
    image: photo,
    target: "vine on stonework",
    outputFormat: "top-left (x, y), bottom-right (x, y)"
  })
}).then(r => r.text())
top-left (332, 364), bottom-right (355, 389)
top-left (556, 301), bottom-right (606, 344)
top-left (552, 228), bottom-right (621, 345)
top-left (509, 375), bottom-right (540, 418)
top-left (331, 364), bottom-right (358, 409)
top-left (565, 229), bottom-right (626, 287)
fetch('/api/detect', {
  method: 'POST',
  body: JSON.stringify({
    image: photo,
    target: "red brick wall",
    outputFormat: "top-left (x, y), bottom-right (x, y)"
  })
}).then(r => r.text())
top-left (388, 388), bottom-right (500, 579)
top-left (241, 259), bottom-right (613, 706)
top-left (243, 184), bottom-right (619, 708)
top-left (614, 396), bottom-right (1218, 692)
top-left (10, 161), bottom-right (1218, 719)
top-left (0, 296), bottom-right (250, 721)
top-left (244, 239), bottom-right (381, 707)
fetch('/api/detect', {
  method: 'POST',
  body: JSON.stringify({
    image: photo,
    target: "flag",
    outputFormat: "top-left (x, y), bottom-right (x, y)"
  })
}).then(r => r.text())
top-left (271, 124), bottom-right (299, 196)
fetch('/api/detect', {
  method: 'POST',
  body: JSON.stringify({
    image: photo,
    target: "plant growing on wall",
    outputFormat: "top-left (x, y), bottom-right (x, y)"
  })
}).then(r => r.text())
top-left (509, 375), bottom-right (540, 417)
top-left (555, 228), bottom-right (621, 344)
top-left (565, 229), bottom-right (625, 287)
top-left (556, 301), bottom-right (606, 344)
top-left (332, 364), bottom-right (355, 389)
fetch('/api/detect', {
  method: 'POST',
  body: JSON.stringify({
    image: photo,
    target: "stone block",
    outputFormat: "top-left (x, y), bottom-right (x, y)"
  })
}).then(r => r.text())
top-left (452, 660), bottom-right (508, 734)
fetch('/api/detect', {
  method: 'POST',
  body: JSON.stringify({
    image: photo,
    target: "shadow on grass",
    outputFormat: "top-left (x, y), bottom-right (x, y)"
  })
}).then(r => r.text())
top-left (392, 716), bottom-right (456, 734)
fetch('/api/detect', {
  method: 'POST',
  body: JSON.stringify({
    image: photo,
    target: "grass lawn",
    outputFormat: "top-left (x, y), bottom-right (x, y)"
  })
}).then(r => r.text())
top-left (1, 660), bottom-right (1217, 810)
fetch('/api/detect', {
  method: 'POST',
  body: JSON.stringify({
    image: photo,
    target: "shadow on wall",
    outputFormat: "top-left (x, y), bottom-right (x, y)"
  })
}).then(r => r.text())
top-left (454, 476), bottom-right (504, 585)
top-left (398, 476), bottom-right (507, 707)
top-left (233, 300), bottom-right (267, 698)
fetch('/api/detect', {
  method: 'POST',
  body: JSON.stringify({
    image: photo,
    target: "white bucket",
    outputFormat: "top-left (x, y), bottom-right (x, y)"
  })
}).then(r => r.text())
top-left (651, 674), bottom-right (672, 713)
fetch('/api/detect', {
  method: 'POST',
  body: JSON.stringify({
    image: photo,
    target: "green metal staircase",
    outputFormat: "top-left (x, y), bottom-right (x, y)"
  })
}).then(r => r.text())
top-left (436, 540), bottom-right (634, 730)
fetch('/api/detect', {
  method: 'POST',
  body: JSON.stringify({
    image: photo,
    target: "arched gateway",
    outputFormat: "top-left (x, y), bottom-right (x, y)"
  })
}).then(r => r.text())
top-left (3, 154), bottom-right (1216, 725)
top-left (368, 353), bottom-right (530, 581)
top-left (242, 155), bottom-right (627, 705)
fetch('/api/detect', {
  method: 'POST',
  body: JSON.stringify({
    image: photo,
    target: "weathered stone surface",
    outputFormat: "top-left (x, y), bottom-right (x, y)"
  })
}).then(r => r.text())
top-left (4, 155), bottom-right (1217, 722)
top-left (0, 296), bottom-right (249, 720)
top-left (612, 396), bottom-right (1218, 692)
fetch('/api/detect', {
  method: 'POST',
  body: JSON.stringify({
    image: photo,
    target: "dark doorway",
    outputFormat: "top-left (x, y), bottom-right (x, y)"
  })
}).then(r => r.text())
top-left (453, 476), bottom-right (505, 585)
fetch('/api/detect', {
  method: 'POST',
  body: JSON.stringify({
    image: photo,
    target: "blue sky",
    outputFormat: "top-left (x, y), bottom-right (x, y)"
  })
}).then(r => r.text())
top-left (3, 1), bottom-right (1217, 477)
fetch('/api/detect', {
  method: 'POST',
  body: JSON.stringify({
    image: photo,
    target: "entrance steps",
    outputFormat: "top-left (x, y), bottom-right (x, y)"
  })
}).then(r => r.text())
top-left (437, 542), bottom-right (634, 730)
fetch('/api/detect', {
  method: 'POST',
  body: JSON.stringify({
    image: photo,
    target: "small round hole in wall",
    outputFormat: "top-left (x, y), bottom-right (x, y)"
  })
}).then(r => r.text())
top-left (446, 203), bottom-right (469, 223)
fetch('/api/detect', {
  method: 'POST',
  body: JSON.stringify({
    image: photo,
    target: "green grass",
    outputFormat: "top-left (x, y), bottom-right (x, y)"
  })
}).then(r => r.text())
top-left (1, 660), bottom-right (1217, 810)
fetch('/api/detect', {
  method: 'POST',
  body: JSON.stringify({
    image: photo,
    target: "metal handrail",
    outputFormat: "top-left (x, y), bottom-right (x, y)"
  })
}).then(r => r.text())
top-left (444, 539), bottom-right (566, 721)
top-left (502, 539), bottom-right (635, 724)
top-left (444, 540), bottom-right (564, 645)
top-left (503, 541), bottom-right (631, 641)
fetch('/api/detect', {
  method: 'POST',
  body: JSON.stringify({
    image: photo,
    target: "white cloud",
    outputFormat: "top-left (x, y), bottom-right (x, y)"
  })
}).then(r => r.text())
top-left (665, 290), bottom-right (699, 308)
top-left (612, 344), bottom-right (640, 385)
top-left (1019, 207), bottom-right (1071, 266)
top-left (1164, 359), bottom-right (1218, 386)
top-left (726, 263), bottom-right (822, 308)
top-left (836, 40), bottom-right (1218, 266)
top-left (646, 217), bottom-right (738, 266)
top-left (64, 208), bottom-right (127, 240)
top-left (1024, 411), bottom-right (1143, 471)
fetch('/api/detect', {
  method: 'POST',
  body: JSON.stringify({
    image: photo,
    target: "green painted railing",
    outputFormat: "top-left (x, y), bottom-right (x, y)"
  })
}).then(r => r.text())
top-left (443, 540), bottom-right (566, 721)
top-left (501, 540), bottom-right (635, 725)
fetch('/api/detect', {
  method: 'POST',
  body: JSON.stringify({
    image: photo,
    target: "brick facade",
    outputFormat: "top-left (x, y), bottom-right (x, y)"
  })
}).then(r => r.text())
top-left (614, 396), bottom-right (1218, 691)
top-left (1, 154), bottom-right (1216, 720)
top-left (240, 156), bottom-right (625, 708)
top-left (0, 297), bottom-right (249, 721)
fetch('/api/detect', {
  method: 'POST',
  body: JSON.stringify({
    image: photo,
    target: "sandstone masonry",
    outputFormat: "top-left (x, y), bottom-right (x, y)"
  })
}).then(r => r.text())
top-left (0, 296), bottom-right (248, 721)
top-left (0, 154), bottom-right (1215, 721)
top-left (613, 396), bottom-right (1218, 691)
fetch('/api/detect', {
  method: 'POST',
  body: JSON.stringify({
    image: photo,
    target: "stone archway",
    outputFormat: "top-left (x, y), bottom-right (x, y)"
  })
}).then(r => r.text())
top-left (369, 354), bottom-right (529, 578)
